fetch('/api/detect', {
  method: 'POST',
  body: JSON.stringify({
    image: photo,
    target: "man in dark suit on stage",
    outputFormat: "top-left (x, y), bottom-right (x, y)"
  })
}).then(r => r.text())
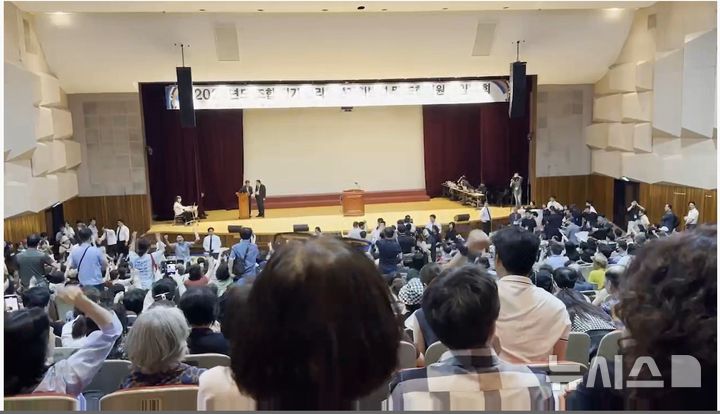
top-left (255, 179), bottom-right (267, 217)
top-left (240, 180), bottom-right (253, 216)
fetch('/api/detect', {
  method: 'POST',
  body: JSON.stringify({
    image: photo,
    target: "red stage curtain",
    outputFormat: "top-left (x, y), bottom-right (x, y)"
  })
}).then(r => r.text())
top-left (422, 102), bottom-right (530, 197)
top-left (140, 84), bottom-right (244, 220)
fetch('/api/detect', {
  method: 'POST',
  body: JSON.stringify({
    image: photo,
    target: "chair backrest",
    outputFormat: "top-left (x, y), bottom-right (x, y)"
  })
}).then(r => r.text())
top-left (4, 394), bottom-right (78, 411)
top-left (100, 386), bottom-right (199, 411)
top-left (397, 341), bottom-right (416, 370)
top-left (183, 353), bottom-right (231, 369)
top-left (424, 341), bottom-right (449, 365)
top-left (84, 360), bottom-right (133, 396)
top-left (53, 347), bottom-right (79, 362)
top-left (566, 332), bottom-right (591, 365)
top-left (527, 361), bottom-right (588, 384)
top-left (595, 330), bottom-right (623, 361)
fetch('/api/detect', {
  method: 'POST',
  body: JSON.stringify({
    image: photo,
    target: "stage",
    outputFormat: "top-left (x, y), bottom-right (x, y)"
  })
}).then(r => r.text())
top-left (148, 198), bottom-right (511, 237)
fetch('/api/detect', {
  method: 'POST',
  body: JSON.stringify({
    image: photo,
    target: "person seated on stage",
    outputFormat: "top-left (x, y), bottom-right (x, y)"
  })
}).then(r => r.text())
top-left (173, 196), bottom-right (195, 224)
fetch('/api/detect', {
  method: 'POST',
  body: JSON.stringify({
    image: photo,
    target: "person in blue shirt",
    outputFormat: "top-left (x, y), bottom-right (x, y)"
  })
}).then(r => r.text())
top-left (229, 227), bottom-right (259, 282)
top-left (68, 227), bottom-right (107, 290)
top-left (163, 231), bottom-right (200, 266)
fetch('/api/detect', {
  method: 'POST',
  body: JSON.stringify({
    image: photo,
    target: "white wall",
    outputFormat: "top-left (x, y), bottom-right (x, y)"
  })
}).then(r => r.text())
top-left (243, 106), bottom-right (425, 196)
top-left (536, 84), bottom-right (594, 177)
top-left (4, 3), bottom-right (79, 218)
top-left (587, 2), bottom-right (717, 189)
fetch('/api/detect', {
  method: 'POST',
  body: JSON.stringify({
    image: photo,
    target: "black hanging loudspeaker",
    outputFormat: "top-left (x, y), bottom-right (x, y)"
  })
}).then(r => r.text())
top-left (176, 67), bottom-right (196, 128)
top-left (508, 61), bottom-right (527, 119)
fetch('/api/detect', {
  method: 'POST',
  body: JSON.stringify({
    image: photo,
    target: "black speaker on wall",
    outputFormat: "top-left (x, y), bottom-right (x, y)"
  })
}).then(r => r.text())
top-left (176, 66), bottom-right (196, 128)
top-left (508, 61), bottom-right (527, 119)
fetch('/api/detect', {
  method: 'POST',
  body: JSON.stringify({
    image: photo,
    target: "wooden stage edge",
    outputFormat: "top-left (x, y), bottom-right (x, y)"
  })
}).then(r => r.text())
top-left (148, 198), bottom-right (512, 238)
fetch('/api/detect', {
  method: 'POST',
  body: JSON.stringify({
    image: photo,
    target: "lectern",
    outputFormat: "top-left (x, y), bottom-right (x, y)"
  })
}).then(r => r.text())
top-left (342, 189), bottom-right (365, 216)
top-left (236, 192), bottom-right (250, 219)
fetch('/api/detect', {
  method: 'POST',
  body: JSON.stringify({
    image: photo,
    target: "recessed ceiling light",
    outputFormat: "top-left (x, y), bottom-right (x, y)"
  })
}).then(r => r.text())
top-left (198, 8), bottom-right (205, 11)
top-left (381, 8), bottom-right (387, 11)
top-left (442, 7), bottom-right (449, 10)
top-left (357, 5), bottom-right (365, 10)
top-left (503, 6), bottom-right (509, 9)
top-left (257, 9), bottom-right (264, 12)
top-left (321, 8), bottom-right (328, 11)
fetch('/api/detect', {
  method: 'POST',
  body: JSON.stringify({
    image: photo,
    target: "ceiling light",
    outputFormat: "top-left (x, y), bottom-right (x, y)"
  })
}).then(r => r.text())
top-left (198, 8), bottom-right (206, 12)
top-left (357, 5), bottom-right (365, 10)
top-left (257, 9), bottom-right (264, 12)
top-left (381, 8), bottom-right (387, 11)
top-left (442, 7), bottom-right (448, 10)
top-left (621, 176), bottom-right (630, 182)
top-left (50, 11), bottom-right (68, 15)
top-left (503, 6), bottom-right (509, 9)
top-left (321, 8), bottom-right (328, 11)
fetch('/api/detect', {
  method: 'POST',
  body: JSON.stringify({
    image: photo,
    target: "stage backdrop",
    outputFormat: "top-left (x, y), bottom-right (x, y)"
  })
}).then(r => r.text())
top-left (422, 102), bottom-right (530, 197)
top-left (242, 106), bottom-right (426, 196)
top-left (140, 83), bottom-right (244, 220)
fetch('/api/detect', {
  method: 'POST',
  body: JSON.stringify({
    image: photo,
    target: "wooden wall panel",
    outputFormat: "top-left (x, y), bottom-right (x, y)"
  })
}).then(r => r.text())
top-left (62, 195), bottom-right (152, 234)
top-left (4, 212), bottom-right (47, 243)
top-left (639, 183), bottom-right (716, 226)
top-left (533, 174), bottom-right (615, 222)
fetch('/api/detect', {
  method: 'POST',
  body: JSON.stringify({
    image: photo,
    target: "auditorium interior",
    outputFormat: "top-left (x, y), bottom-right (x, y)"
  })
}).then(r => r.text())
top-left (2, 0), bottom-right (718, 411)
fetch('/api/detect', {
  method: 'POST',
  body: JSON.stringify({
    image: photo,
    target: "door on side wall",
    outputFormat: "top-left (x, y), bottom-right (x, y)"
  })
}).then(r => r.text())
top-left (613, 179), bottom-right (640, 230)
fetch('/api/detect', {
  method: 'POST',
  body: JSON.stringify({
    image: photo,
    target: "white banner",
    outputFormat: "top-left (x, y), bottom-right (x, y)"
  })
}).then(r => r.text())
top-left (165, 79), bottom-right (509, 110)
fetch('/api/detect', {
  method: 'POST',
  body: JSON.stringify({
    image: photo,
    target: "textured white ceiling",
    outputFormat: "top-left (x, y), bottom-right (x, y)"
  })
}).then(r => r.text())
top-left (27, 7), bottom-right (637, 93)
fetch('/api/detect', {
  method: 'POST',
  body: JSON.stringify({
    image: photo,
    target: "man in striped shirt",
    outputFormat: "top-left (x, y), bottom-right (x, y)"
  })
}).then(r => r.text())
top-left (388, 265), bottom-right (554, 411)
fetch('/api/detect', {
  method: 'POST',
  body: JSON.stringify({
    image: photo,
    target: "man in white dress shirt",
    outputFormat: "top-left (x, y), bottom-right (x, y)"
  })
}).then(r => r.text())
top-left (479, 202), bottom-right (492, 234)
top-left (88, 218), bottom-right (99, 245)
top-left (99, 226), bottom-right (119, 259)
top-left (684, 201), bottom-right (699, 230)
top-left (116, 219), bottom-right (130, 257)
top-left (203, 227), bottom-right (222, 259)
top-left (546, 196), bottom-right (563, 212)
top-left (173, 195), bottom-right (195, 224)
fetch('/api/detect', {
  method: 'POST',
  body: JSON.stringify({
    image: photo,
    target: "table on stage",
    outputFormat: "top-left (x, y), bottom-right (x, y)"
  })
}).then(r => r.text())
top-left (442, 182), bottom-right (485, 207)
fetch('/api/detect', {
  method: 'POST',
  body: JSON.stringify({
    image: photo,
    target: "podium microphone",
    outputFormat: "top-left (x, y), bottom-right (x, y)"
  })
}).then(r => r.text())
top-left (354, 181), bottom-right (360, 189)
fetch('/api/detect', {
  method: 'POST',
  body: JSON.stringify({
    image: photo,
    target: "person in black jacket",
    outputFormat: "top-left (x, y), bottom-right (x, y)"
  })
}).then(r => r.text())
top-left (255, 179), bottom-right (267, 218)
top-left (659, 203), bottom-right (679, 232)
top-left (543, 207), bottom-right (563, 241)
top-left (178, 286), bottom-right (229, 355)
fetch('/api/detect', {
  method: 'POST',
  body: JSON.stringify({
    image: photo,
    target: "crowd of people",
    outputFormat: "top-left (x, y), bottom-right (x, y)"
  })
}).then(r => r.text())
top-left (2, 195), bottom-right (715, 410)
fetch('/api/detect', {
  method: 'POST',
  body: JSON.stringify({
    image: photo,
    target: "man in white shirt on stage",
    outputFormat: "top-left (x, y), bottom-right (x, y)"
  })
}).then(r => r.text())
top-left (116, 219), bottom-right (130, 257)
top-left (173, 195), bottom-right (196, 224)
top-left (684, 201), bottom-right (699, 230)
top-left (203, 227), bottom-right (222, 259)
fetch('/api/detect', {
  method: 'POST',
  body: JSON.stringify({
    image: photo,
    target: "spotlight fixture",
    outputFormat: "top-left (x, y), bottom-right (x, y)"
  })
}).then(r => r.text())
top-left (621, 176), bottom-right (631, 182)
top-left (357, 5), bottom-right (365, 10)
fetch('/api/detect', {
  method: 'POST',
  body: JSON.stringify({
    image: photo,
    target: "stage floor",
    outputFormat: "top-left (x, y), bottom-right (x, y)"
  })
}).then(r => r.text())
top-left (149, 198), bottom-right (511, 236)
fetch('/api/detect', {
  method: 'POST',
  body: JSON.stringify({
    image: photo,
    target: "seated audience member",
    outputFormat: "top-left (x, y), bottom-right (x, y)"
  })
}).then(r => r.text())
top-left (61, 287), bottom-right (102, 347)
top-left (568, 226), bottom-right (716, 410)
top-left (397, 277), bottom-right (423, 321)
top-left (122, 306), bottom-right (205, 388)
top-left (179, 286), bottom-right (229, 355)
top-left (389, 266), bottom-right (554, 410)
top-left (444, 222), bottom-right (458, 243)
top-left (586, 253), bottom-right (608, 289)
top-left (198, 285), bottom-right (256, 410)
top-left (554, 267), bottom-right (616, 355)
top-left (531, 265), bottom-right (555, 294)
top-left (492, 226), bottom-right (571, 363)
top-left (229, 237), bottom-right (399, 409)
top-left (5, 286), bottom-right (121, 396)
top-left (609, 240), bottom-right (631, 267)
top-left (122, 288), bottom-right (146, 326)
top-left (542, 241), bottom-right (569, 270)
top-left (211, 263), bottom-right (234, 297)
top-left (404, 263), bottom-right (443, 353)
top-left (592, 265), bottom-right (624, 311)
top-left (376, 227), bottom-right (402, 277)
top-left (184, 264), bottom-right (209, 288)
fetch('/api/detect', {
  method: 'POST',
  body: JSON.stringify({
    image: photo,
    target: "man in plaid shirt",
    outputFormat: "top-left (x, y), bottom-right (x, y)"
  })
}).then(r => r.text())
top-left (388, 265), bottom-right (555, 411)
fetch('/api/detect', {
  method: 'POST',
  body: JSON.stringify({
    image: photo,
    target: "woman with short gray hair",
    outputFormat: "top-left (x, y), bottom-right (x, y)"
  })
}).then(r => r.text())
top-left (120, 306), bottom-right (205, 388)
